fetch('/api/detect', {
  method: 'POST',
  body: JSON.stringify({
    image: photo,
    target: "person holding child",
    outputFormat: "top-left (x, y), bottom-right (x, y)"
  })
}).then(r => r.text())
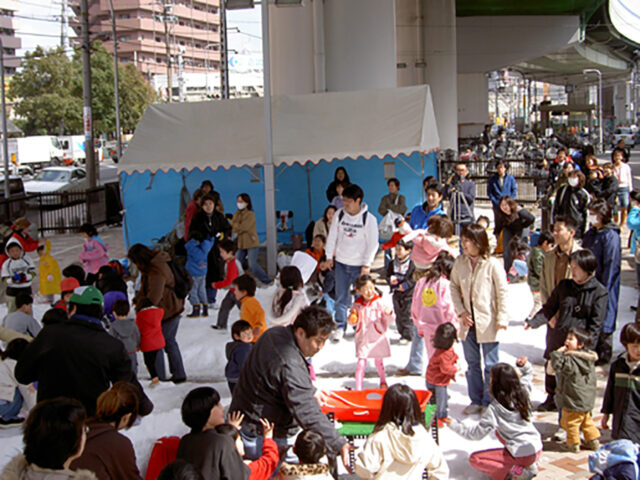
top-left (450, 224), bottom-right (508, 415)
top-left (351, 275), bottom-right (394, 390)
top-left (445, 362), bottom-right (542, 480)
top-left (550, 327), bottom-right (600, 453)
top-left (355, 384), bottom-right (449, 479)
top-left (0, 217), bottom-right (38, 270)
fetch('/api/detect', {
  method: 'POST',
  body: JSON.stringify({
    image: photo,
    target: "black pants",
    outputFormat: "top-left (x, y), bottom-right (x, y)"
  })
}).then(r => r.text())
top-left (216, 290), bottom-right (239, 328)
top-left (392, 290), bottom-right (413, 340)
top-left (544, 367), bottom-right (556, 397)
top-left (228, 381), bottom-right (237, 396)
top-left (143, 350), bottom-right (160, 378)
top-left (595, 331), bottom-right (613, 365)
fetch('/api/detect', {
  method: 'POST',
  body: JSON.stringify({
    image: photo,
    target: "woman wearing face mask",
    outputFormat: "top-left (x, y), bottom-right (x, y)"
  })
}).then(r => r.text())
top-left (582, 199), bottom-right (621, 366)
top-left (231, 193), bottom-right (271, 285)
top-left (552, 171), bottom-right (590, 239)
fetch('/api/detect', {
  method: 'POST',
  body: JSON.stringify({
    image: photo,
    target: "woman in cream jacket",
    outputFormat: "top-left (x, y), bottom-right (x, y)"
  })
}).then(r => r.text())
top-left (450, 223), bottom-right (508, 415)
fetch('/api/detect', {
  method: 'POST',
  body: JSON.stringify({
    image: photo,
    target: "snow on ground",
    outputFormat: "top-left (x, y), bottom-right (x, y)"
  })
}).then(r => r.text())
top-left (0, 281), bottom-right (636, 479)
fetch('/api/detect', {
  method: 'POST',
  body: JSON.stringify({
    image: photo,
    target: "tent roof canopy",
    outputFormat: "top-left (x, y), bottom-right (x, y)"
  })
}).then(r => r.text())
top-left (118, 85), bottom-right (439, 174)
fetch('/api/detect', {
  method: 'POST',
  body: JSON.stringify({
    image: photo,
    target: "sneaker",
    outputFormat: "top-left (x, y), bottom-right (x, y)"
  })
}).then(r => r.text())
top-left (506, 463), bottom-right (538, 480)
top-left (398, 338), bottom-right (409, 345)
top-left (584, 439), bottom-right (600, 451)
top-left (462, 404), bottom-right (483, 415)
top-left (561, 443), bottom-right (580, 453)
top-left (0, 417), bottom-right (24, 427)
top-left (536, 395), bottom-right (556, 412)
top-left (210, 325), bottom-right (225, 330)
top-left (553, 428), bottom-right (567, 442)
top-left (330, 329), bottom-right (344, 343)
top-left (436, 417), bottom-right (451, 428)
top-left (150, 377), bottom-right (160, 386)
top-left (396, 368), bottom-right (422, 376)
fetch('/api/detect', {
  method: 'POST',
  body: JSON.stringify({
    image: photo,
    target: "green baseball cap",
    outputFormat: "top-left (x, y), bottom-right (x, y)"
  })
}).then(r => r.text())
top-left (69, 286), bottom-right (104, 306)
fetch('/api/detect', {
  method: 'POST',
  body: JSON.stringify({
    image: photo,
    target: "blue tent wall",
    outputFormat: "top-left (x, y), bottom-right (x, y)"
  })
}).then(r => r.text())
top-left (120, 151), bottom-right (438, 249)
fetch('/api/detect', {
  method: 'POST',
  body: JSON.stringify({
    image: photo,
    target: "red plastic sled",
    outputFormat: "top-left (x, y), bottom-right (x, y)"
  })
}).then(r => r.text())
top-left (320, 389), bottom-right (431, 423)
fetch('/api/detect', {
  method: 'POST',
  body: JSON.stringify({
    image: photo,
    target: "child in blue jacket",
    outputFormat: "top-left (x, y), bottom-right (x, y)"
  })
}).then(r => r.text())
top-left (185, 230), bottom-right (214, 318)
top-left (225, 320), bottom-right (252, 395)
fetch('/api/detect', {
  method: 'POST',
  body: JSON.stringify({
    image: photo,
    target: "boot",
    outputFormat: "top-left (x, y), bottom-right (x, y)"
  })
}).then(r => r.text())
top-left (201, 303), bottom-right (209, 317)
top-left (187, 304), bottom-right (200, 318)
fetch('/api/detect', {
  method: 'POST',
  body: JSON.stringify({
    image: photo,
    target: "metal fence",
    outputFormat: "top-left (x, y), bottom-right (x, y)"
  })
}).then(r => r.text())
top-left (0, 182), bottom-right (122, 234)
top-left (440, 158), bottom-right (539, 204)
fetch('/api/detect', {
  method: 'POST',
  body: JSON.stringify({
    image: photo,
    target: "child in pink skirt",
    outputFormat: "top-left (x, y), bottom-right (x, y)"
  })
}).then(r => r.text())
top-left (350, 275), bottom-right (395, 390)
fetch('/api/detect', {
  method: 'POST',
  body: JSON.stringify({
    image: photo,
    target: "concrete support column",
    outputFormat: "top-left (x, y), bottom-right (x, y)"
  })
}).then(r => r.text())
top-left (458, 73), bottom-right (488, 137)
top-left (423, 0), bottom-right (457, 149)
top-left (324, 0), bottom-right (396, 92)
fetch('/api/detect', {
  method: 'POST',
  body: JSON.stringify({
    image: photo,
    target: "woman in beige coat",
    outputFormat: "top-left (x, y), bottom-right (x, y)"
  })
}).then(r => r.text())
top-left (231, 193), bottom-right (271, 284)
top-left (450, 223), bottom-right (508, 415)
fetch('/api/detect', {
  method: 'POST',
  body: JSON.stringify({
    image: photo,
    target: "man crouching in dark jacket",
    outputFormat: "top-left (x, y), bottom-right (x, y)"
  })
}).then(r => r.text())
top-left (15, 286), bottom-right (153, 417)
top-left (230, 305), bottom-right (351, 471)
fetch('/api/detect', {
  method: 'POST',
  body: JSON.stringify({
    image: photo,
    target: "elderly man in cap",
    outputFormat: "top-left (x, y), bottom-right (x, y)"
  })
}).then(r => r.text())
top-left (15, 286), bottom-right (153, 417)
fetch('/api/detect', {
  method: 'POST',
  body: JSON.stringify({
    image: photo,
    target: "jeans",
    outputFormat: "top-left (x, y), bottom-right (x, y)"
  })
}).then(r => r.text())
top-left (215, 290), bottom-right (239, 328)
top-left (206, 286), bottom-right (217, 304)
top-left (0, 388), bottom-right (23, 420)
top-left (240, 428), bottom-right (297, 463)
top-left (334, 261), bottom-right (362, 330)
top-left (635, 261), bottom-right (640, 289)
top-left (155, 314), bottom-right (186, 381)
top-left (462, 327), bottom-right (500, 407)
top-left (618, 186), bottom-right (630, 209)
top-left (427, 382), bottom-right (448, 420)
top-left (405, 324), bottom-right (425, 374)
top-left (128, 352), bottom-right (138, 376)
top-left (189, 275), bottom-right (207, 305)
top-left (237, 247), bottom-right (270, 284)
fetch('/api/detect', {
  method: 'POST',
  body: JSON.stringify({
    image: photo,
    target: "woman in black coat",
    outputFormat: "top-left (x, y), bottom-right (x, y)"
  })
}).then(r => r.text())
top-left (325, 166), bottom-right (350, 203)
top-left (189, 192), bottom-right (232, 304)
top-left (494, 196), bottom-right (535, 271)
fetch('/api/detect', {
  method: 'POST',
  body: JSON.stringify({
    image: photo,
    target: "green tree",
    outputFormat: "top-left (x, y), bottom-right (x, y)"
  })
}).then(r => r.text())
top-left (10, 42), bottom-right (156, 137)
top-left (9, 46), bottom-right (81, 135)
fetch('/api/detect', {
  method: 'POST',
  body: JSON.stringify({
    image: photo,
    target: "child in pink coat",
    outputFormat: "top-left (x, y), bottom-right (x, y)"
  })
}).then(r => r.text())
top-left (351, 275), bottom-right (395, 390)
top-left (404, 215), bottom-right (456, 271)
top-left (78, 223), bottom-right (109, 281)
top-left (411, 251), bottom-right (457, 360)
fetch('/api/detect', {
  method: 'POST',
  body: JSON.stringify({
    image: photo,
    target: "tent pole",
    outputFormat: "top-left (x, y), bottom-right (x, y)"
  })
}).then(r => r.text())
top-left (306, 163), bottom-right (312, 223)
top-left (262, 0), bottom-right (277, 277)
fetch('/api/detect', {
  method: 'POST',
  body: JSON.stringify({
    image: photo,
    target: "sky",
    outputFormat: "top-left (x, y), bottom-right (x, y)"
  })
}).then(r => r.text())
top-left (16, 0), bottom-right (262, 60)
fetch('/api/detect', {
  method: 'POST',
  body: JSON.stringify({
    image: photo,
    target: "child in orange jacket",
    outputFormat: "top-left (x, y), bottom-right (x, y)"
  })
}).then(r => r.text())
top-left (233, 274), bottom-right (266, 342)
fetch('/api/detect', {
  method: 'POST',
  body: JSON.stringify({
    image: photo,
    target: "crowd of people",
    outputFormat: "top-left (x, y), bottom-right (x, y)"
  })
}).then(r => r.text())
top-left (0, 147), bottom-right (638, 480)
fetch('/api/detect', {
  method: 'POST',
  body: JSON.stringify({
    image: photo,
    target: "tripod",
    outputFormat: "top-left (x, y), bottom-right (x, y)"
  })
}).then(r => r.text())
top-left (449, 182), bottom-right (474, 236)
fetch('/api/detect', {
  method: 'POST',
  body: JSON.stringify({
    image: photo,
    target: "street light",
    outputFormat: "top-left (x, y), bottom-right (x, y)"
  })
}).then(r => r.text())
top-left (583, 68), bottom-right (603, 153)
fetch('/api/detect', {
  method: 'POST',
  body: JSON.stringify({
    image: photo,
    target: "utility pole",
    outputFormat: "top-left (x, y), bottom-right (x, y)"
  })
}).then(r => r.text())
top-left (163, 0), bottom-right (172, 103)
top-left (80, 0), bottom-right (96, 188)
top-left (61, 0), bottom-right (70, 54)
top-left (0, 39), bottom-right (10, 200)
top-left (108, 0), bottom-right (122, 161)
top-left (177, 46), bottom-right (184, 102)
top-left (220, 0), bottom-right (229, 99)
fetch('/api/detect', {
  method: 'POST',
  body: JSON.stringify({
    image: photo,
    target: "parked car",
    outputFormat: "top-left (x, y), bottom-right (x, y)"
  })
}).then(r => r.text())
top-left (611, 127), bottom-right (636, 147)
top-left (0, 175), bottom-right (27, 222)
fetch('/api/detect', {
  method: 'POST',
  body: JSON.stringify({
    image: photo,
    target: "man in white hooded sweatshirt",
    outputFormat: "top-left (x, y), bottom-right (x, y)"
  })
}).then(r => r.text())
top-left (325, 184), bottom-right (379, 342)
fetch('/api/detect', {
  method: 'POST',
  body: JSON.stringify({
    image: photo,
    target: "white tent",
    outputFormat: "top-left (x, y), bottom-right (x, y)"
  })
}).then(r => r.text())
top-left (119, 85), bottom-right (440, 274)
top-left (118, 85), bottom-right (439, 173)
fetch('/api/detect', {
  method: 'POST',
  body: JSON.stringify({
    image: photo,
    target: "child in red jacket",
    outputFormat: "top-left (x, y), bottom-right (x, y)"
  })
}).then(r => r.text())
top-left (425, 322), bottom-right (458, 426)
top-left (135, 298), bottom-right (166, 385)
top-left (211, 239), bottom-right (244, 330)
top-left (215, 418), bottom-right (278, 480)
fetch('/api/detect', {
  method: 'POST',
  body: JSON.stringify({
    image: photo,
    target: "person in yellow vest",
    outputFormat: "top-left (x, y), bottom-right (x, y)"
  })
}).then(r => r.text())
top-left (37, 239), bottom-right (61, 304)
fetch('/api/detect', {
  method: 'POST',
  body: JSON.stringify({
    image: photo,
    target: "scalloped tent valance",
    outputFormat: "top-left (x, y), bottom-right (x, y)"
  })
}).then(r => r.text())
top-left (118, 85), bottom-right (439, 174)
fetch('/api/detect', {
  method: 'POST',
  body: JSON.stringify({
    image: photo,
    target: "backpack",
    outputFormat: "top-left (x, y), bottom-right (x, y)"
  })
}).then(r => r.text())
top-left (168, 259), bottom-right (193, 300)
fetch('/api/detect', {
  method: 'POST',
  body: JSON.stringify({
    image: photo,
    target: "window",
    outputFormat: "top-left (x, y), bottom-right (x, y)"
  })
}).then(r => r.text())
top-left (383, 162), bottom-right (395, 179)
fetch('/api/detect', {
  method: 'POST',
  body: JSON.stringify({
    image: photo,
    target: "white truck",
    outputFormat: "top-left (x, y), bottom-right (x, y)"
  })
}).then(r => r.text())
top-left (7, 136), bottom-right (65, 170)
top-left (58, 135), bottom-right (105, 165)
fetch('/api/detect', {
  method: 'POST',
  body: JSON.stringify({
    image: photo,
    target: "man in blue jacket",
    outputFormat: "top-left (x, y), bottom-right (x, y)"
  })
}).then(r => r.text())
top-left (488, 160), bottom-right (517, 214)
top-left (409, 182), bottom-right (446, 230)
top-left (582, 199), bottom-right (621, 365)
